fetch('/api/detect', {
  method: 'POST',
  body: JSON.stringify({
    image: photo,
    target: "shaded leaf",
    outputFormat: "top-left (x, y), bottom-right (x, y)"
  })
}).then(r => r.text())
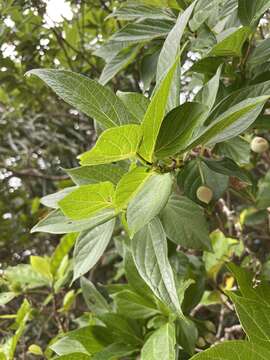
top-left (160, 194), bottom-right (211, 250)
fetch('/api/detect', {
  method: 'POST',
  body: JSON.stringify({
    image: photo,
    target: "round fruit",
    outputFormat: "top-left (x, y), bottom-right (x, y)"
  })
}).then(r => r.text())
top-left (196, 186), bottom-right (213, 204)
top-left (250, 136), bottom-right (269, 153)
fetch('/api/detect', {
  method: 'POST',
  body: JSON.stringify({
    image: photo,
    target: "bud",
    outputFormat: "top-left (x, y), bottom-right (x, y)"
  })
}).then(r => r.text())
top-left (196, 186), bottom-right (213, 204)
top-left (250, 136), bottom-right (269, 153)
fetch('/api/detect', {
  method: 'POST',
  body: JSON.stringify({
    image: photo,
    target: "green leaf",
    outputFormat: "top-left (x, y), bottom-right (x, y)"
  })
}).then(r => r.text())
top-left (52, 355), bottom-right (90, 360)
top-left (65, 165), bottom-right (126, 185)
top-left (41, 187), bottom-right (76, 209)
top-left (92, 343), bottom-right (137, 360)
top-left (50, 233), bottom-right (77, 275)
top-left (141, 323), bottom-right (176, 360)
top-left (1, 300), bottom-right (31, 360)
top-left (248, 38), bottom-right (270, 68)
top-left (117, 92), bottom-right (150, 123)
top-left (209, 80), bottom-right (270, 121)
top-left (108, 3), bottom-right (174, 21)
top-left (114, 167), bottom-right (153, 210)
top-left (124, 250), bottom-right (155, 302)
top-left (214, 136), bottom-right (250, 165)
top-left (73, 219), bottom-right (115, 281)
top-left (79, 125), bottom-right (142, 166)
top-left (155, 102), bottom-right (207, 159)
top-left (4, 264), bottom-right (48, 290)
top-left (27, 69), bottom-right (137, 128)
top-left (189, 0), bottom-right (222, 31)
top-left (190, 341), bottom-right (270, 359)
top-left (227, 263), bottom-right (270, 305)
top-left (209, 27), bottom-right (251, 57)
top-left (80, 277), bottom-right (110, 315)
top-left (186, 96), bottom-right (269, 149)
top-left (177, 160), bottom-right (228, 202)
top-left (50, 326), bottom-right (111, 356)
top-left (127, 173), bottom-right (173, 234)
top-left (97, 313), bottom-right (142, 346)
top-left (99, 45), bottom-right (142, 85)
top-left (110, 19), bottom-right (173, 43)
top-left (177, 318), bottom-right (198, 355)
top-left (59, 182), bottom-right (115, 221)
top-left (30, 256), bottom-right (52, 282)
top-left (132, 217), bottom-right (183, 317)
top-left (194, 65), bottom-right (222, 112)
top-left (156, 1), bottom-right (197, 110)
top-left (238, 0), bottom-right (270, 26)
top-left (228, 292), bottom-right (270, 350)
top-left (203, 230), bottom-right (242, 279)
top-left (139, 57), bottom-right (180, 162)
top-left (202, 157), bottom-right (251, 184)
top-left (141, 50), bottom-right (160, 92)
top-left (31, 208), bottom-right (115, 234)
top-left (112, 289), bottom-right (160, 319)
top-left (160, 194), bottom-right (211, 250)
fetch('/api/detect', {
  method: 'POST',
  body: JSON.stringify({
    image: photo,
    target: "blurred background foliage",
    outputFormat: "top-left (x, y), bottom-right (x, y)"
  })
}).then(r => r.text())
top-left (0, 0), bottom-right (124, 262)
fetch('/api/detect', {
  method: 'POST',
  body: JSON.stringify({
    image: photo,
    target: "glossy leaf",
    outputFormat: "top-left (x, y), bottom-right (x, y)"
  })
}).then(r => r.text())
top-left (127, 173), bottom-right (173, 234)
top-left (155, 102), bottom-right (207, 158)
top-left (79, 125), bottom-right (142, 166)
top-left (139, 57), bottom-right (179, 162)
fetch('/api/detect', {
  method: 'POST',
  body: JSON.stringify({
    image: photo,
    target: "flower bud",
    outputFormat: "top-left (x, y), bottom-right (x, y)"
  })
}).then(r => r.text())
top-left (250, 136), bottom-right (269, 153)
top-left (196, 186), bottom-right (213, 204)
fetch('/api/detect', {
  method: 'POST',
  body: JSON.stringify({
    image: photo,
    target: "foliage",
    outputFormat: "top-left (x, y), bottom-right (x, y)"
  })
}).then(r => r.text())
top-left (2, 0), bottom-right (270, 359)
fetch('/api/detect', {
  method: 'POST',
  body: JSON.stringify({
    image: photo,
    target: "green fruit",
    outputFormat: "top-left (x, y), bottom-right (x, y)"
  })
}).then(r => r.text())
top-left (250, 136), bottom-right (269, 153)
top-left (196, 186), bottom-right (213, 204)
